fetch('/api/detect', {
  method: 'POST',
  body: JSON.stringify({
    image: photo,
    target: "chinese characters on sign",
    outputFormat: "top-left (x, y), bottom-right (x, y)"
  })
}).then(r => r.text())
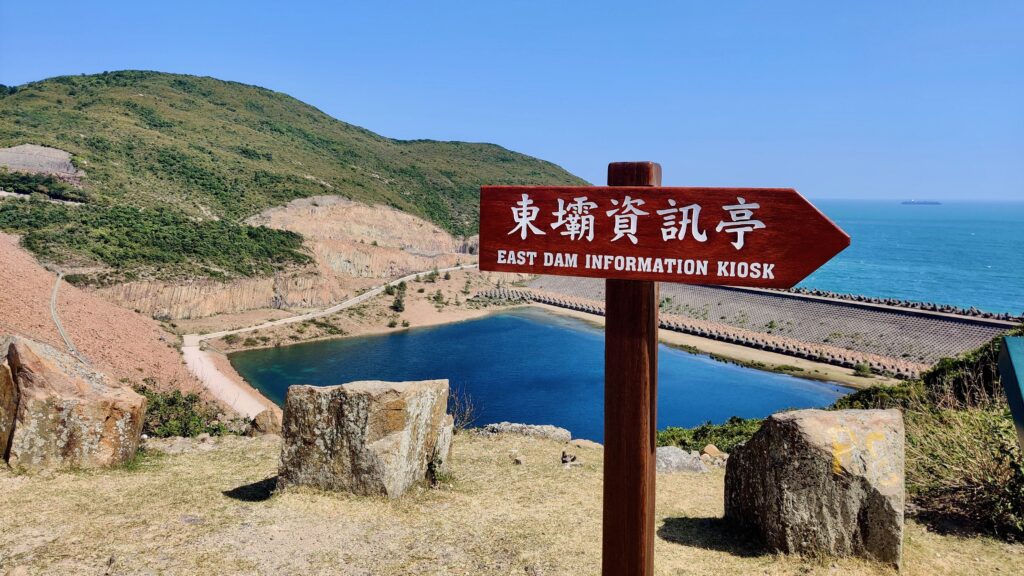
top-left (479, 186), bottom-right (850, 289)
top-left (509, 193), bottom-right (757, 248)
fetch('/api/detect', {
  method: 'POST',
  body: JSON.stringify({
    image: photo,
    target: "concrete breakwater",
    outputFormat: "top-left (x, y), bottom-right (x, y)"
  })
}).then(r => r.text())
top-left (526, 276), bottom-right (1016, 367)
top-left (779, 287), bottom-right (1022, 323)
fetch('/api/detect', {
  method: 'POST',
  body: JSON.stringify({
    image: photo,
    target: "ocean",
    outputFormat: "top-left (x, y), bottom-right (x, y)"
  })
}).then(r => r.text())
top-left (801, 200), bottom-right (1024, 315)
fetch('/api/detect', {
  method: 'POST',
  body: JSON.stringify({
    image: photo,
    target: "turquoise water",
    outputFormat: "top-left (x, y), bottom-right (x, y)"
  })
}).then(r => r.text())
top-left (231, 308), bottom-right (849, 441)
top-left (801, 201), bottom-right (1024, 315)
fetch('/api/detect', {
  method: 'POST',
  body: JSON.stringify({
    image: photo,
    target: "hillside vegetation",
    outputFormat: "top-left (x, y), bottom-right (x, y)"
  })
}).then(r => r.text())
top-left (0, 70), bottom-right (585, 279)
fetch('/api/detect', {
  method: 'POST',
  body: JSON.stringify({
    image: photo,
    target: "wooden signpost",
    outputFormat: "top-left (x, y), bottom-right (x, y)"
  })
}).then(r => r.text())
top-left (479, 162), bottom-right (849, 575)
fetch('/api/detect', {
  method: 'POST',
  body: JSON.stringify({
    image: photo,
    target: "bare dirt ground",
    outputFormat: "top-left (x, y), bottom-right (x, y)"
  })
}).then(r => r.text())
top-left (0, 233), bottom-right (200, 393)
top-left (172, 308), bottom-right (296, 336)
top-left (1, 433), bottom-right (1020, 575)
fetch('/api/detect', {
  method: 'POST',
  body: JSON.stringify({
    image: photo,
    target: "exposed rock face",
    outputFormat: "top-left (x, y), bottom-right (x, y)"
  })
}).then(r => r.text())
top-left (97, 272), bottom-right (352, 320)
top-left (1, 336), bottom-right (146, 471)
top-left (0, 144), bottom-right (83, 182)
top-left (656, 446), bottom-right (709, 473)
top-left (725, 409), bottom-right (905, 568)
top-left (277, 379), bottom-right (454, 498)
top-left (481, 422), bottom-right (571, 443)
top-left (99, 197), bottom-right (477, 320)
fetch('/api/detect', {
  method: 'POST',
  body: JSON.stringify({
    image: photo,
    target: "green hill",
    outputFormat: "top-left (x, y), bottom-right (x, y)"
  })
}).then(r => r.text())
top-left (0, 70), bottom-right (586, 280)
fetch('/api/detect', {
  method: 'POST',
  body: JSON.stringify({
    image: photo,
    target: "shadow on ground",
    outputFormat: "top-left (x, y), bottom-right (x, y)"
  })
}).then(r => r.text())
top-left (223, 476), bottom-right (278, 502)
top-left (658, 517), bottom-right (766, 558)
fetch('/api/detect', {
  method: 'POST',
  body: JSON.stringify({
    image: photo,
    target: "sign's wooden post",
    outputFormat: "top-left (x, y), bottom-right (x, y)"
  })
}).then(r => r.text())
top-left (603, 162), bottom-right (661, 576)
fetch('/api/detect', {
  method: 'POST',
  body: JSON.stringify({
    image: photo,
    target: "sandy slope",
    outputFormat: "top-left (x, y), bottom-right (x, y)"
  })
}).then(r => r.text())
top-left (0, 233), bottom-right (200, 393)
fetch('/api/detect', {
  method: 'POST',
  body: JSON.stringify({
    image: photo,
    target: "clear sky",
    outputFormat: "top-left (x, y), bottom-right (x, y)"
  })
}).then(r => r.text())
top-left (1, 1), bottom-right (1021, 200)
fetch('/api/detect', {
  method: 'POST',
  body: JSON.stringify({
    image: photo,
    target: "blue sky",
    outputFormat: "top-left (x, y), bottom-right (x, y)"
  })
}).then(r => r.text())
top-left (1, 1), bottom-right (1021, 200)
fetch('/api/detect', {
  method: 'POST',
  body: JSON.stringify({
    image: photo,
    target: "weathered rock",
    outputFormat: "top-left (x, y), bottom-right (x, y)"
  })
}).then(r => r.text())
top-left (0, 357), bottom-right (16, 458)
top-left (572, 439), bottom-right (603, 450)
top-left (701, 443), bottom-right (726, 458)
top-left (249, 408), bottom-right (283, 436)
top-left (277, 379), bottom-right (454, 498)
top-left (725, 409), bottom-right (904, 568)
top-left (481, 422), bottom-right (571, 443)
top-left (656, 446), bottom-right (709, 473)
top-left (1, 336), bottom-right (146, 471)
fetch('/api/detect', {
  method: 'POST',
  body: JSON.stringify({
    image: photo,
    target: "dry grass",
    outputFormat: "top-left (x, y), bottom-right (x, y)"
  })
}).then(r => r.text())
top-left (1, 434), bottom-right (1023, 575)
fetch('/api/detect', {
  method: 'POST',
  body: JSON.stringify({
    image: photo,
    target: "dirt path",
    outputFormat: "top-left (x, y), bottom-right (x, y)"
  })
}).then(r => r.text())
top-left (49, 272), bottom-right (87, 365)
top-left (181, 344), bottom-right (268, 418)
top-left (182, 265), bottom-right (478, 417)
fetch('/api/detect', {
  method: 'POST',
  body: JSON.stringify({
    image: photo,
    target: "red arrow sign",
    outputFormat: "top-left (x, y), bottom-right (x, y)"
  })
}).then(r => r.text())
top-left (479, 186), bottom-right (849, 288)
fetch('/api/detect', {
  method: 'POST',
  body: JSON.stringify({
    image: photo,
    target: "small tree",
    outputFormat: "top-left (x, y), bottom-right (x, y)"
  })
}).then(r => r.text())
top-left (391, 294), bottom-right (405, 312)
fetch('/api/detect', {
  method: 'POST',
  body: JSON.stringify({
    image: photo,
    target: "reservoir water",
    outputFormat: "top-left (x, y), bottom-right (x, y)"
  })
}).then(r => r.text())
top-left (231, 307), bottom-right (849, 441)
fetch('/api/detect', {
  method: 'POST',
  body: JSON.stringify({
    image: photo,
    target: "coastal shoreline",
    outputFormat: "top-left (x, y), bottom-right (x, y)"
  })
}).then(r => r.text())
top-left (207, 300), bottom-right (875, 418)
top-left (183, 268), bottom-right (887, 416)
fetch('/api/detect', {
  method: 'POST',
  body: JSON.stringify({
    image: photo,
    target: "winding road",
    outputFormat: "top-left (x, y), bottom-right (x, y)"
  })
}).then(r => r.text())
top-left (182, 264), bottom-right (478, 418)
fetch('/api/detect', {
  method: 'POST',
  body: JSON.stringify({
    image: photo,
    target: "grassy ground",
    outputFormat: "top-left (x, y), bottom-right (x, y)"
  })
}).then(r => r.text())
top-left (2, 434), bottom-right (1022, 575)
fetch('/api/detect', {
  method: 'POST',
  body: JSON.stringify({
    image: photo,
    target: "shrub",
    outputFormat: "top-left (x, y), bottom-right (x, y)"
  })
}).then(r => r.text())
top-left (391, 294), bottom-right (405, 312)
top-left (905, 407), bottom-right (1024, 539)
top-left (833, 380), bottom-right (925, 410)
top-left (448, 387), bottom-right (478, 431)
top-left (0, 168), bottom-right (88, 202)
top-left (133, 384), bottom-right (234, 437)
top-left (309, 319), bottom-right (345, 335)
top-left (656, 416), bottom-right (763, 453)
top-left (853, 362), bottom-right (874, 377)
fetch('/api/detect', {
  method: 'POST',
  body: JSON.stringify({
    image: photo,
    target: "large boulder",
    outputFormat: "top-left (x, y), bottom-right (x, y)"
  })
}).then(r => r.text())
top-left (277, 379), bottom-right (454, 498)
top-left (1, 336), bottom-right (146, 471)
top-left (656, 446), bottom-right (709, 473)
top-left (248, 407), bottom-right (282, 436)
top-left (480, 422), bottom-right (571, 443)
top-left (725, 409), bottom-right (904, 568)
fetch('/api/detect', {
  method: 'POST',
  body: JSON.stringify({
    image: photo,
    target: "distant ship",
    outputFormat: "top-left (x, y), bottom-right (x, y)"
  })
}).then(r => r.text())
top-left (901, 200), bottom-right (942, 205)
